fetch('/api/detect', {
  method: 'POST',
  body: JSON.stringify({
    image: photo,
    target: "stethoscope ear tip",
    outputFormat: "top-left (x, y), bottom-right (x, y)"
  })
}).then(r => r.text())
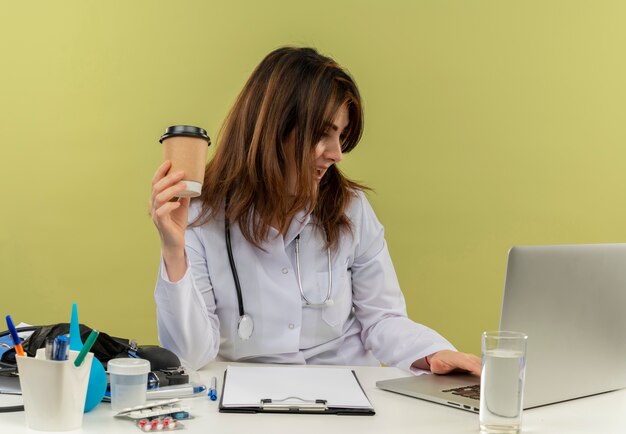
top-left (325, 299), bottom-right (335, 307)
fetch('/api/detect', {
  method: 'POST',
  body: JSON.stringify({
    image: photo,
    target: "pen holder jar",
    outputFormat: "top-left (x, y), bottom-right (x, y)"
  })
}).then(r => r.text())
top-left (16, 348), bottom-right (93, 431)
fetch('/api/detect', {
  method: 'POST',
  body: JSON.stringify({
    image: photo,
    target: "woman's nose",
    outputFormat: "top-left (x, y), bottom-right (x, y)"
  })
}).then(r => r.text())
top-left (326, 138), bottom-right (343, 163)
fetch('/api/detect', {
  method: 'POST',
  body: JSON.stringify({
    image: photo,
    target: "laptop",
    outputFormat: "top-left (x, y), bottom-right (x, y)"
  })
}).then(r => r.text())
top-left (376, 243), bottom-right (626, 412)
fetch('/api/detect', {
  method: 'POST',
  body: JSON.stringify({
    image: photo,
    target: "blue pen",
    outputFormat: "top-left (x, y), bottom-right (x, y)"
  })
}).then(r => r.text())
top-left (208, 376), bottom-right (217, 401)
top-left (5, 315), bottom-right (25, 357)
top-left (53, 335), bottom-right (69, 361)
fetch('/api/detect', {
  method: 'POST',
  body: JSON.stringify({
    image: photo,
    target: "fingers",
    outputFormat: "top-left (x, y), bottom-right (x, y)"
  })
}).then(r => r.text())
top-left (459, 353), bottom-right (482, 376)
top-left (153, 170), bottom-right (185, 196)
top-left (149, 163), bottom-right (191, 255)
top-left (153, 182), bottom-right (187, 210)
top-left (430, 350), bottom-right (482, 376)
top-left (152, 200), bottom-right (182, 225)
top-left (430, 356), bottom-right (455, 375)
top-left (150, 164), bottom-right (189, 228)
top-left (151, 167), bottom-right (186, 211)
top-left (151, 161), bottom-right (188, 200)
top-left (151, 160), bottom-right (172, 186)
top-left (178, 196), bottom-right (190, 208)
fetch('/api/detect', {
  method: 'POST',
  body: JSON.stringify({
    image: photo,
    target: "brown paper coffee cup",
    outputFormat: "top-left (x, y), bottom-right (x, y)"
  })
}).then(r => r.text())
top-left (160, 125), bottom-right (211, 197)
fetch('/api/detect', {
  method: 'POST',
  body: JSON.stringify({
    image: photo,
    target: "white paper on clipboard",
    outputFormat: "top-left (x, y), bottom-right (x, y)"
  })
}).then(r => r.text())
top-left (221, 366), bottom-right (374, 410)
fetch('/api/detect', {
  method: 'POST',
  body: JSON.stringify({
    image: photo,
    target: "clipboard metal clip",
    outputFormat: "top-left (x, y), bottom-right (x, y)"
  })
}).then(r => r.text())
top-left (261, 396), bottom-right (328, 412)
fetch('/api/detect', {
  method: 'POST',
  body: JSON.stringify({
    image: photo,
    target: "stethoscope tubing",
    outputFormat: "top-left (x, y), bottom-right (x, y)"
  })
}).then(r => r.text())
top-left (225, 220), bottom-right (245, 318)
top-left (295, 234), bottom-right (333, 307)
top-left (225, 217), bottom-right (333, 340)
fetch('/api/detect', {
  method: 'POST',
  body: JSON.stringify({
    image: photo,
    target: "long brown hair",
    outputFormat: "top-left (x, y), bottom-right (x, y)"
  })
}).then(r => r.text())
top-left (193, 46), bottom-right (367, 249)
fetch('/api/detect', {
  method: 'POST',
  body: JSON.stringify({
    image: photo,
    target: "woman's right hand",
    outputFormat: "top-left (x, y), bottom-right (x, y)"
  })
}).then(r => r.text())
top-left (150, 160), bottom-right (191, 280)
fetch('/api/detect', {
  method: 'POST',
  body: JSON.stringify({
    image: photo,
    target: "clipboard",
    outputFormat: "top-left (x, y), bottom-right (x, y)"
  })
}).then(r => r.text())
top-left (218, 366), bottom-right (375, 415)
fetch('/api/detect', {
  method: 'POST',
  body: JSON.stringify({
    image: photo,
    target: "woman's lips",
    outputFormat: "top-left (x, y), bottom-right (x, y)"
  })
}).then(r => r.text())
top-left (315, 167), bottom-right (325, 180)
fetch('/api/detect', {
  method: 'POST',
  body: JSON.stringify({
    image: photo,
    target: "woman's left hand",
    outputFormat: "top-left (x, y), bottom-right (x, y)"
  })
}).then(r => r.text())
top-left (429, 350), bottom-right (482, 376)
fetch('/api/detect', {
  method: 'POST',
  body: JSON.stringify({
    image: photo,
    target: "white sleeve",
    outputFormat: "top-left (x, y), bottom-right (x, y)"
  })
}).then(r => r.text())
top-left (154, 226), bottom-right (220, 371)
top-left (350, 192), bottom-right (456, 373)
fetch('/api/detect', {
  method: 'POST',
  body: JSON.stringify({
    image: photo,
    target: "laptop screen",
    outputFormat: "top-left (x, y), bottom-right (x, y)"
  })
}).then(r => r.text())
top-left (500, 243), bottom-right (626, 408)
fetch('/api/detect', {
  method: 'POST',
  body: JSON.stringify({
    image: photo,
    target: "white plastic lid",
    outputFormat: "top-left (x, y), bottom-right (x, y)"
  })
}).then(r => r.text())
top-left (107, 358), bottom-right (151, 375)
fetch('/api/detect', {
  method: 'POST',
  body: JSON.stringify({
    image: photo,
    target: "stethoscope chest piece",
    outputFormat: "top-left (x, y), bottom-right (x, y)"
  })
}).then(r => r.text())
top-left (237, 314), bottom-right (254, 340)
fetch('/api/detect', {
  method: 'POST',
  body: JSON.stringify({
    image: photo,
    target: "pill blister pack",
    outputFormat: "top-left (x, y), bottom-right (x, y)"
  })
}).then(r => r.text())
top-left (136, 416), bottom-right (184, 432)
top-left (115, 399), bottom-right (191, 420)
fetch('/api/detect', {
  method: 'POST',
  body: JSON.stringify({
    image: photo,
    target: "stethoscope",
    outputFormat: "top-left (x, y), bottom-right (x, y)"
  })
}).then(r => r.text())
top-left (225, 218), bottom-right (334, 340)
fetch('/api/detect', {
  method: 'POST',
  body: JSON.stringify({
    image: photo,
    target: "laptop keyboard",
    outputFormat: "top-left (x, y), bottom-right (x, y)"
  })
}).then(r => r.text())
top-left (442, 384), bottom-right (480, 400)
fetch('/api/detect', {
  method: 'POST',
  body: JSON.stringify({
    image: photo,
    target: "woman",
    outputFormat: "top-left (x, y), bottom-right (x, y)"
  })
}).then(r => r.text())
top-left (151, 46), bottom-right (480, 375)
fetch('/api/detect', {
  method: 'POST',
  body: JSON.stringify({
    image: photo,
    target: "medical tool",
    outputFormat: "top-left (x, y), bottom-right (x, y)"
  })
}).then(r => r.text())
top-left (225, 219), bottom-right (334, 340)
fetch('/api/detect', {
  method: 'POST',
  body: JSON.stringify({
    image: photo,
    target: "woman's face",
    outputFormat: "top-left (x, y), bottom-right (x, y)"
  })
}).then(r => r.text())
top-left (313, 103), bottom-right (348, 182)
top-left (285, 103), bottom-right (349, 194)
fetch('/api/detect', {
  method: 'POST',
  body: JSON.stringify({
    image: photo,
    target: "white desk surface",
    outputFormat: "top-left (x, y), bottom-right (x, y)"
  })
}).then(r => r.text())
top-left (2, 361), bottom-right (626, 434)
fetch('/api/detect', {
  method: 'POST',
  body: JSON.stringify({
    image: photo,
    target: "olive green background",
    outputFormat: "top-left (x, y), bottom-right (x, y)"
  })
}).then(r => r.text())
top-left (2, 1), bottom-right (625, 357)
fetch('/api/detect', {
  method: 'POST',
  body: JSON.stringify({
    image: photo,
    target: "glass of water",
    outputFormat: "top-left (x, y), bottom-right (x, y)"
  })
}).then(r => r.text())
top-left (479, 331), bottom-right (528, 434)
